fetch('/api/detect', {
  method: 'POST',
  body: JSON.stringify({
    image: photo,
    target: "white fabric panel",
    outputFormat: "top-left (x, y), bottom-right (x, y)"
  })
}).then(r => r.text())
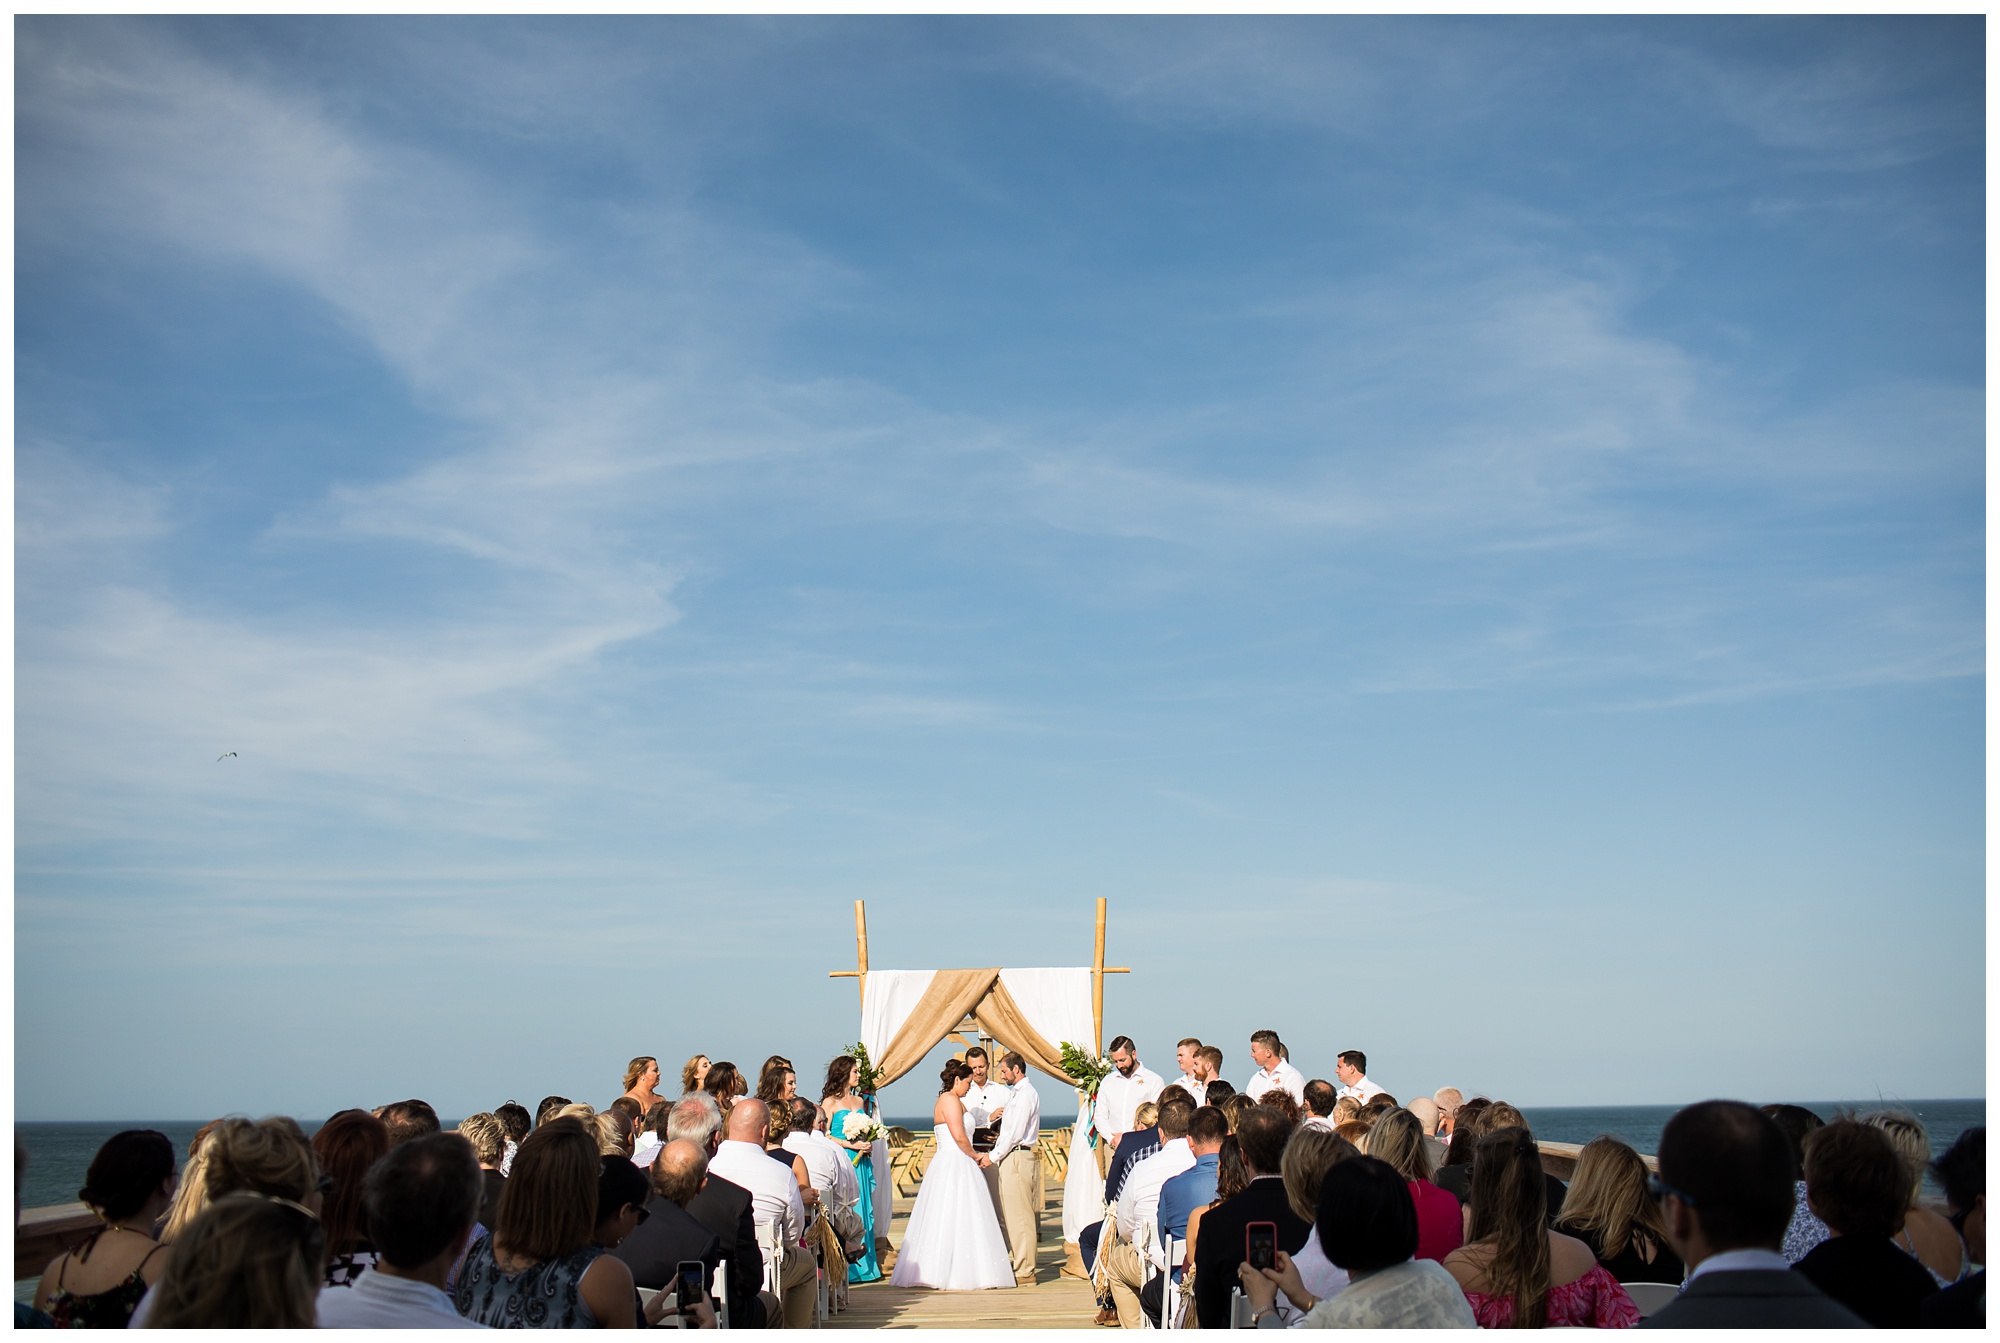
top-left (1062, 1118), bottom-right (1104, 1242)
top-left (870, 1138), bottom-right (892, 1243)
top-left (996, 967), bottom-right (1095, 1059)
top-left (859, 969), bottom-right (938, 1064)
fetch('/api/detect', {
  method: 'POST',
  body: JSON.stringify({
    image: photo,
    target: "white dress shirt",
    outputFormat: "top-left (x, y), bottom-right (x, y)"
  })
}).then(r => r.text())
top-left (1094, 1064), bottom-right (1166, 1139)
top-left (708, 1139), bottom-right (807, 1245)
top-left (963, 1079), bottom-right (1011, 1131)
top-left (631, 1130), bottom-right (663, 1169)
top-left (783, 1129), bottom-right (857, 1202)
top-left (993, 1077), bottom-right (1042, 1155)
top-left (1114, 1137), bottom-right (1197, 1268)
top-left (1174, 1073), bottom-right (1208, 1106)
top-left (1336, 1074), bottom-right (1385, 1104)
top-left (317, 1270), bottom-right (485, 1329)
top-left (1246, 1060), bottom-right (1306, 1105)
top-left (1686, 1247), bottom-right (1793, 1282)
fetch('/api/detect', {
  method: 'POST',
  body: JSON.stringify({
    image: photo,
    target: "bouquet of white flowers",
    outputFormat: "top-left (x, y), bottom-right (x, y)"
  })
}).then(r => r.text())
top-left (838, 1111), bottom-right (885, 1144)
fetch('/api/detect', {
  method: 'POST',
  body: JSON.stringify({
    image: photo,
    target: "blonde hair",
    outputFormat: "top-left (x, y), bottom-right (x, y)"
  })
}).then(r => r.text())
top-left (458, 1113), bottom-right (506, 1167)
top-left (1366, 1107), bottom-right (1432, 1182)
top-left (160, 1117), bottom-right (318, 1245)
top-left (148, 1193), bottom-right (323, 1328)
top-left (1281, 1124), bottom-right (1359, 1223)
top-left (554, 1102), bottom-right (597, 1124)
top-left (1862, 1110), bottom-right (1932, 1209)
top-left (1555, 1136), bottom-right (1667, 1263)
top-left (591, 1111), bottom-right (632, 1157)
top-left (625, 1056), bottom-right (657, 1093)
top-left (681, 1055), bottom-right (711, 1094)
top-left (1134, 1102), bottom-right (1160, 1130)
top-left (1331, 1096), bottom-right (1362, 1124)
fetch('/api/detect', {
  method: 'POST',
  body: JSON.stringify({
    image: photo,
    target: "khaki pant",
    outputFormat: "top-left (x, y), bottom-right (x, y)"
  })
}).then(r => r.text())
top-left (777, 1241), bottom-right (817, 1328)
top-left (1096, 1138), bottom-right (1115, 1178)
top-left (1103, 1239), bottom-right (1148, 1328)
top-left (996, 1148), bottom-right (1044, 1281)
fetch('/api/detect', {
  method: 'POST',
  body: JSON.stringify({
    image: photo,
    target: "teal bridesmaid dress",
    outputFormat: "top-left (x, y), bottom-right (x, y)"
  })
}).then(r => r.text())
top-left (832, 1108), bottom-right (883, 1284)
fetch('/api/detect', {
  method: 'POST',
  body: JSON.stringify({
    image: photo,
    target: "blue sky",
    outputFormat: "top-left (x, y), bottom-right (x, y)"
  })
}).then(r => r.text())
top-left (15, 16), bottom-right (1983, 1122)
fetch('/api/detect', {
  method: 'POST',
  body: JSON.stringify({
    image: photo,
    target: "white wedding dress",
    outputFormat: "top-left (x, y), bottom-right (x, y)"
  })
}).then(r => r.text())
top-left (889, 1099), bottom-right (1015, 1290)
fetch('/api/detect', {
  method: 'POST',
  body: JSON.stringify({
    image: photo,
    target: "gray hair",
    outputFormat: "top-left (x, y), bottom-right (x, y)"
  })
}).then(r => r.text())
top-left (667, 1093), bottom-right (723, 1150)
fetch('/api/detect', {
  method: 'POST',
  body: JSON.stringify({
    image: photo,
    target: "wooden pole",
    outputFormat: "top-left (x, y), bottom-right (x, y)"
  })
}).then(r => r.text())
top-left (855, 900), bottom-right (869, 1009)
top-left (1093, 897), bottom-right (1107, 1057)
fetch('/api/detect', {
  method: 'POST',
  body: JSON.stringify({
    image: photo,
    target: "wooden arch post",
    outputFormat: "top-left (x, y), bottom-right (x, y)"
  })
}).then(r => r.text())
top-left (828, 899), bottom-right (869, 1008)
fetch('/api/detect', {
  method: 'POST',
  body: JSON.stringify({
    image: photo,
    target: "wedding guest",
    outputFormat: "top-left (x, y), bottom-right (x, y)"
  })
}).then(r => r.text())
top-left (1640, 1099), bottom-right (1864, 1329)
top-left (495, 1102), bottom-right (532, 1177)
top-left (313, 1108), bottom-right (391, 1288)
top-left (1553, 1136), bottom-right (1683, 1283)
top-left (382, 1100), bottom-right (442, 1147)
top-left (1245, 1031), bottom-right (1306, 1106)
top-left (1152, 1105), bottom-right (1225, 1307)
top-left (1433, 1088), bottom-right (1465, 1137)
top-left (593, 1156), bottom-right (653, 1253)
top-left (1301, 1080), bottom-right (1339, 1131)
top-left (708, 1099), bottom-right (815, 1327)
top-left (1218, 1093), bottom-right (1254, 1133)
top-left (1334, 1051), bottom-right (1385, 1103)
top-left (1793, 1120), bottom-right (1941, 1326)
top-left (1093, 1037), bottom-right (1166, 1172)
top-left (610, 1139), bottom-right (722, 1299)
top-left (1106, 1096), bottom-right (1198, 1325)
top-left (1435, 1103), bottom-right (1565, 1221)
top-left (703, 1062), bottom-right (748, 1117)
top-left (1275, 1123), bottom-right (1361, 1323)
top-left (786, 1099), bottom-right (856, 1205)
top-left (665, 1096), bottom-right (770, 1328)
top-left (1334, 1119), bottom-right (1371, 1147)
top-left (1920, 1126), bottom-right (1984, 1327)
top-left (1435, 1098), bottom-right (1490, 1190)
top-left (1405, 1097), bottom-right (1448, 1172)
top-left (556, 1102), bottom-right (598, 1124)
top-left (1193, 1105), bottom-right (1309, 1328)
top-left (681, 1056), bottom-right (712, 1097)
top-left (318, 1133), bottom-right (485, 1329)
top-left (1202, 1077), bottom-right (1235, 1105)
top-left (1173, 1038), bottom-right (1207, 1103)
top-left (1331, 1096), bottom-right (1362, 1127)
top-left (1442, 1126), bottom-right (1638, 1327)
top-left (623, 1057), bottom-right (665, 1113)
top-left (1363, 1092), bottom-right (1398, 1117)
top-left (592, 1109), bottom-right (634, 1159)
top-left (456, 1112), bottom-right (509, 1234)
top-left (608, 1095), bottom-right (644, 1136)
top-left (453, 1116), bottom-right (640, 1328)
top-left (145, 1193), bottom-right (325, 1328)
top-left (1237, 1156), bottom-right (1477, 1328)
top-left (1864, 1109), bottom-right (1965, 1285)
top-left (632, 1102), bottom-right (670, 1171)
top-left (1365, 1106), bottom-right (1463, 1263)
top-left (760, 1097), bottom-right (819, 1209)
top-left (32, 1129), bottom-right (175, 1328)
top-left (536, 1097), bottom-right (572, 1129)
top-left (158, 1116), bottom-right (322, 1247)
top-left (1761, 1102), bottom-right (1830, 1262)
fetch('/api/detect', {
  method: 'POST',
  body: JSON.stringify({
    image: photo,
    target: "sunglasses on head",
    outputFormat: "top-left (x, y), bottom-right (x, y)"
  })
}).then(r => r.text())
top-left (1645, 1173), bottom-right (1698, 1207)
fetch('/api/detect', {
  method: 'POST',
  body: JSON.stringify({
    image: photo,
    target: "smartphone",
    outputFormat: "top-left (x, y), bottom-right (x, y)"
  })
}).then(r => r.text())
top-left (675, 1261), bottom-right (706, 1323)
top-left (1245, 1221), bottom-right (1277, 1272)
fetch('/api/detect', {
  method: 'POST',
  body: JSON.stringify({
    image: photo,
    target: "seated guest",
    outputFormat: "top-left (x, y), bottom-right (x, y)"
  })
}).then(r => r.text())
top-left (1920, 1126), bottom-right (1984, 1328)
top-left (313, 1109), bottom-right (392, 1288)
top-left (1864, 1109), bottom-right (1966, 1285)
top-left (453, 1116), bottom-right (641, 1327)
top-left (666, 1096), bottom-right (770, 1329)
top-left (1793, 1119), bottom-right (1941, 1327)
top-left (1182, 1133), bottom-right (1249, 1274)
top-left (1434, 1103), bottom-right (1566, 1222)
top-left (1218, 1092), bottom-right (1254, 1134)
top-left (592, 1110), bottom-right (634, 1159)
top-left (1237, 1156), bottom-right (1477, 1328)
top-left (381, 1099), bottom-right (442, 1147)
top-left (1406, 1098), bottom-right (1448, 1173)
top-left (783, 1099), bottom-right (857, 1205)
top-left (456, 1112), bottom-right (509, 1236)
top-left (1331, 1096), bottom-right (1361, 1126)
top-left (1335, 1119), bottom-right (1372, 1148)
top-left (1442, 1126), bottom-right (1639, 1327)
top-left (1433, 1088), bottom-right (1465, 1137)
top-left (612, 1140), bottom-right (722, 1297)
top-left (1147, 1104), bottom-right (1226, 1319)
top-left (1080, 1100), bottom-right (1165, 1282)
top-left (1192, 1106), bottom-right (1310, 1327)
top-left (593, 1156), bottom-right (654, 1254)
top-left (1301, 1080), bottom-right (1339, 1131)
top-left (760, 1096), bottom-right (819, 1208)
top-left (702, 1062), bottom-right (748, 1117)
top-left (1640, 1099), bottom-right (1865, 1329)
top-left (632, 1101), bottom-right (670, 1170)
top-left (318, 1133), bottom-right (486, 1329)
top-left (535, 1096), bottom-right (572, 1129)
top-left (1759, 1102), bottom-right (1831, 1263)
top-left (1263, 1091), bottom-right (1305, 1125)
top-left (32, 1129), bottom-right (176, 1328)
top-left (708, 1098), bottom-right (815, 1328)
top-left (495, 1102), bottom-right (532, 1176)
top-left (607, 1096), bottom-right (645, 1144)
top-left (1275, 1124), bottom-right (1362, 1322)
top-left (1202, 1078), bottom-right (1235, 1105)
top-left (1365, 1106), bottom-right (1464, 1263)
top-left (1105, 1096), bottom-right (1198, 1325)
top-left (145, 1193), bottom-right (325, 1328)
top-left (1554, 1136), bottom-right (1684, 1284)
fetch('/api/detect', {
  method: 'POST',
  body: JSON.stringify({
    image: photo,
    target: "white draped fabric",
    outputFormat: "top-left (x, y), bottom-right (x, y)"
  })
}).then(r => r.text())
top-left (860, 966), bottom-right (1095, 1084)
top-left (1062, 1118), bottom-right (1105, 1241)
top-left (860, 969), bottom-right (939, 1067)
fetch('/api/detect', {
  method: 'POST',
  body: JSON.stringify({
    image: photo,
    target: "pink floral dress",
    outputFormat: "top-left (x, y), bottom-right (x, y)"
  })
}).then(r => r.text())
top-left (1464, 1262), bottom-right (1641, 1328)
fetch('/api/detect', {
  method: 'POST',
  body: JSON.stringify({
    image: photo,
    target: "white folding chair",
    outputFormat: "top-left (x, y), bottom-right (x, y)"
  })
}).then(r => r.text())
top-left (1623, 1282), bottom-right (1681, 1318)
top-left (1134, 1221), bottom-right (1160, 1330)
top-left (713, 1256), bottom-right (731, 1331)
top-left (1160, 1234), bottom-right (1181, 1330)
top-left (755, 1220), bottom-right (785, 1301)
top-left (1229, 1286), bottom-right (1252, 1329)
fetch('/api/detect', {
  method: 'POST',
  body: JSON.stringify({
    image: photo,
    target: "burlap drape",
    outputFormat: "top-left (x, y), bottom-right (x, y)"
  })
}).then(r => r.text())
top-left (871, 967), bottom-right (1081, 1089)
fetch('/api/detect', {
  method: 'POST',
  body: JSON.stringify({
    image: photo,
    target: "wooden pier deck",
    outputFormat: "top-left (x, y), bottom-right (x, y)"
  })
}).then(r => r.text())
top-left (825, 1176), bottom-right (1097, 1330)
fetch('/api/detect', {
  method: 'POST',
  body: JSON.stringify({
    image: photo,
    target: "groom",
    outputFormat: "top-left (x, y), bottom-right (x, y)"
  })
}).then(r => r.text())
top-left (987, 1051), bottom-right (1044, 1286)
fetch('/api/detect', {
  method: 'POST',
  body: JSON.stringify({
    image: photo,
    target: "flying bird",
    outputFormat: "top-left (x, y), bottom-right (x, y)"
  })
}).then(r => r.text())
top-left (217, 752), bottom-right (237, 761)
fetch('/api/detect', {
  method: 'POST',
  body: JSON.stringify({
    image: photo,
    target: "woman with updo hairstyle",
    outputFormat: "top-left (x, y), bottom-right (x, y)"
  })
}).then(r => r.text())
top-left (455, 1116), bottom-right (642, 1328)
top-left (1236, 1156), bottom-right (1477, 1328)
top-left (885, 1058), bottom-right (1011, 1289)
top-left (622, 1057), bottom-right (663, 1112)
top-left (32, 1130), bottom-right (176, 1328)
top-left (702, 1062), bottom-right (747, 1117)
top-left (158, 1116), bottom-right (322, 1246)
top-left (681, 1055), bottom-right (712, 1097)
top-left (145, 1192), bottom-right (325, 1329)
top-left (1443, 1126), bottom-right (1637, 1328)
top-left (310, 1108), bottom-right (391, 1288)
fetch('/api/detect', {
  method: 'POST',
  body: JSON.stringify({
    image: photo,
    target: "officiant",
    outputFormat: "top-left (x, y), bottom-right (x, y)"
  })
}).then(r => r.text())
top-left (988, 1051), bottom-right (1045, 1286)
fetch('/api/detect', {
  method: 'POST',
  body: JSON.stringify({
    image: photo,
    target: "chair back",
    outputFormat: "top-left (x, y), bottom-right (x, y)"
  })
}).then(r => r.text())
top-left (1622, 1281), bottom-right (1680, 1318)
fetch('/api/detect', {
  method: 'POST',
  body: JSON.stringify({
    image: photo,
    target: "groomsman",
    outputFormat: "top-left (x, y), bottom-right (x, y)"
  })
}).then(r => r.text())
top-left (1245, 1030), bottom-right (1306, 1105)
top-left (988, 1052), bottom-right (1044, 1286)
top-left (1093, 1036), bottom-right (1165, 1176)
top-left (1172, 1038), bottom-right (1206, 1104)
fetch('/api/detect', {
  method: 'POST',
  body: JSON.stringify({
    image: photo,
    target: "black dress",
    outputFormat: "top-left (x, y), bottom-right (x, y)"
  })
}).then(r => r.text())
top-left (1556, 1220), bottom-right (1685, 1284)
top-left (1435, 1162), bottom-right (1568, 1223)
top-left (1793, 1234), bottom-right (1939, 1328)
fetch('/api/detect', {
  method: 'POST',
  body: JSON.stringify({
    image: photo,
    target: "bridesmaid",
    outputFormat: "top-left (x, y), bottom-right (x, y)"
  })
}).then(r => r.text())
top-left (824, 1055), bottom-right (883, 1284)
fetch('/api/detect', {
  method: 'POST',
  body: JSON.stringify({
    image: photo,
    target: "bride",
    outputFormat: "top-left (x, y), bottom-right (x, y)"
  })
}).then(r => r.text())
top-left (889, 1058), bottom-right (1017, 1290)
